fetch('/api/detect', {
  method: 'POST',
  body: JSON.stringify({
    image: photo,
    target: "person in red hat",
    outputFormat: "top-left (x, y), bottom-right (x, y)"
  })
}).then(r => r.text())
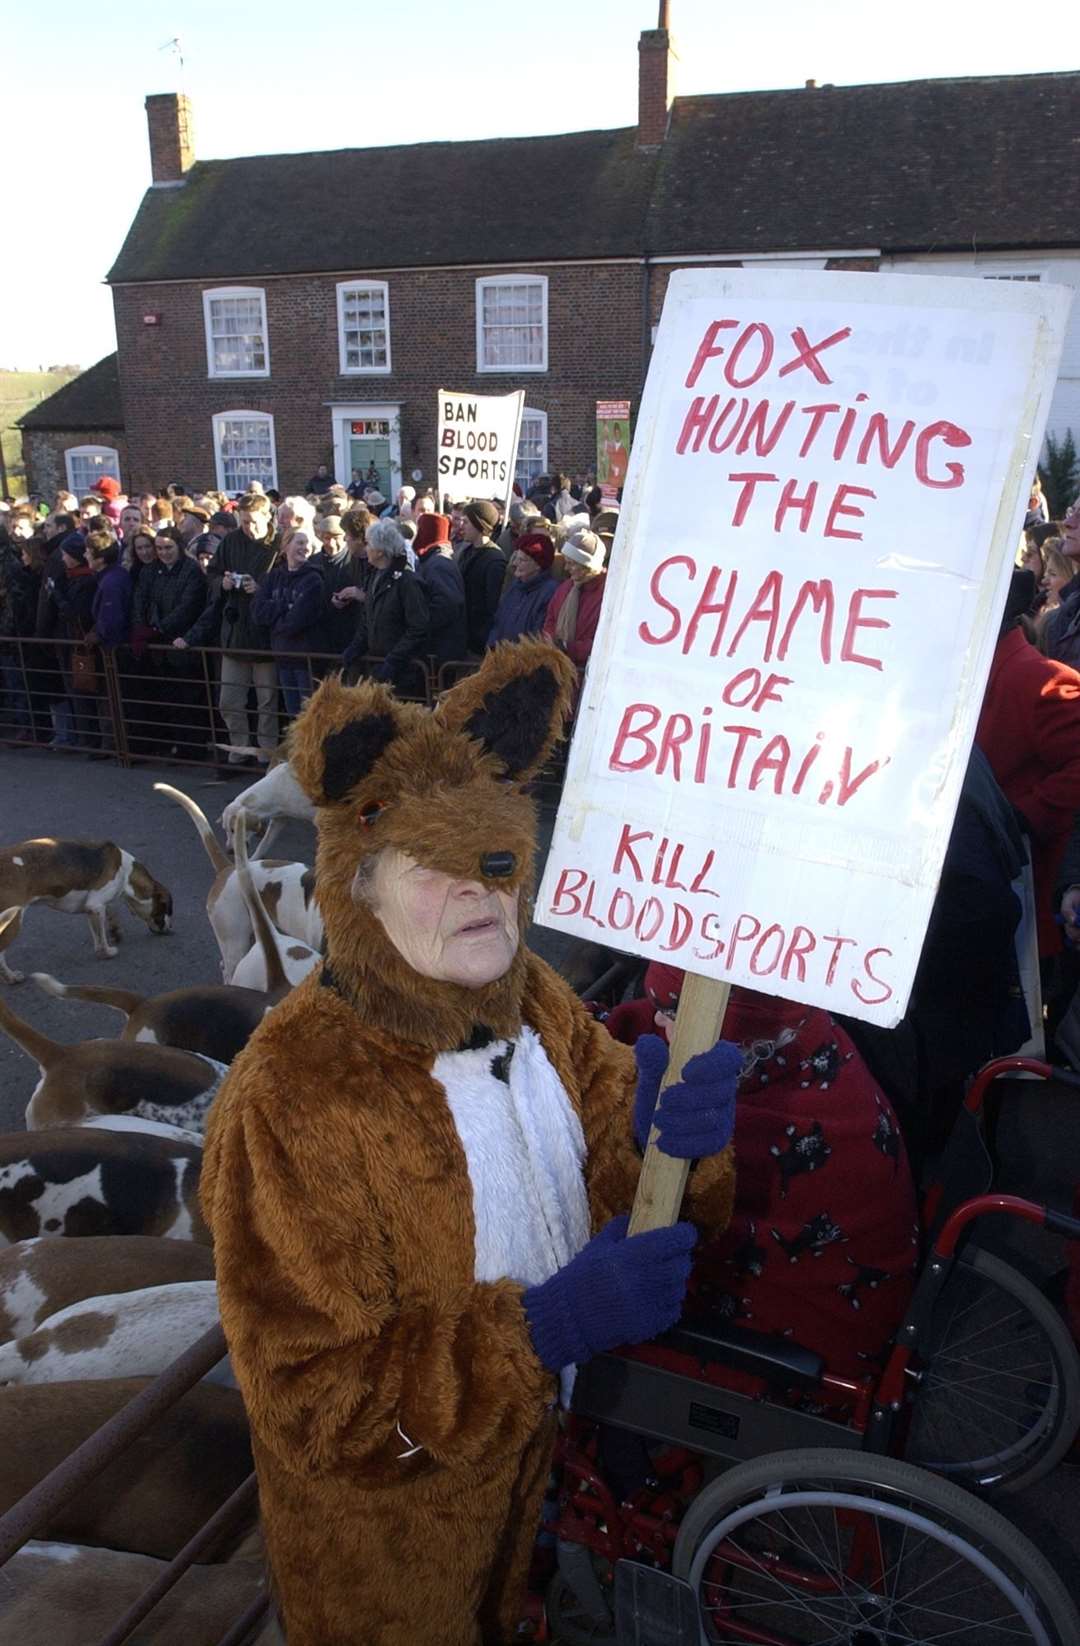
top-left (413, 511), bottom-right (467, 666)
top-left (91, 474), bottom-right (123, 526)
top-left (488, 530), bottom-right (559, 646)
top-left (596, 963), bottom-right (917, 1378)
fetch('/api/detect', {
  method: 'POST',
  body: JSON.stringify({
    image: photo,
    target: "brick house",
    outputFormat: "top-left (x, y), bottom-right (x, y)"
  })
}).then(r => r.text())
top-left (21, 9), bottom-right (1080, 500)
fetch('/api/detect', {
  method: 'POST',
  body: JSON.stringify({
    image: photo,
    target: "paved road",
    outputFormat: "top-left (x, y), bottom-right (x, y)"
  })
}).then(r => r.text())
top-left (1, 745), bottom-right (1078, 1615)
top-left (0, 747), bottom-right (593, 1131)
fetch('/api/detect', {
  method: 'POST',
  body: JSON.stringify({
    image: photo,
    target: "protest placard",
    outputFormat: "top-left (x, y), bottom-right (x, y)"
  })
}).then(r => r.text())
top-left (537, 268), bottom-right (1070, 1042)
top-left (596, 399), bottom-right (632, 500)
top-left (437, 388), bottom-right (524, 517)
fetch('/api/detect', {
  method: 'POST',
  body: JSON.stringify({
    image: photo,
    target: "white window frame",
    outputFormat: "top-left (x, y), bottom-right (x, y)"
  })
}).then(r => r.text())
top-left (65, 445), bottom-right (120, 495)
top-left (336, 279), bottom-right (392, 376)
top-left (475, 274), bottom-right (548, 373)
top-left (516, 407), bottom-right (548, 490)
top-left (203, 286), bottom-right (270, 379)
top-left (211, 410), bottom-right (278, 495)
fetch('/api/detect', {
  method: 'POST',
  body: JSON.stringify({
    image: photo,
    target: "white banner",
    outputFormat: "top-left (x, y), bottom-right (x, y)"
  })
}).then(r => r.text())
top-left (536, 267), bottom-right (1071, 1027)
top-left (437, 388), bottom-right (524, 516)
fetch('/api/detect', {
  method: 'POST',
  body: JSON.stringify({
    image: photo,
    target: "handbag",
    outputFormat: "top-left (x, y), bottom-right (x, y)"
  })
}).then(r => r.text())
top-left (71, 644), bottom-right (99, 694)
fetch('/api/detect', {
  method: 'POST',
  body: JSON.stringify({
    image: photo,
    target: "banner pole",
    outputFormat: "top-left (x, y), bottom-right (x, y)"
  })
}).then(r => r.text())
top-left (628, 972), bottom-right (732, 1235)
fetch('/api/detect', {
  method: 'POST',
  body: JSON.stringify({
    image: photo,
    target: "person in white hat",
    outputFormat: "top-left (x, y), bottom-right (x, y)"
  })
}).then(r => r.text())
top-left (542, 526), bottom-right (607, 703)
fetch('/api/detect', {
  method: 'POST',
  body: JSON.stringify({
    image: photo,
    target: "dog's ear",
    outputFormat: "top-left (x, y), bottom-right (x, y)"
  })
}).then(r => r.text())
top-left (289, 675), bottom-right (404, 805)
top-left (436, 637), bottom-right (575, 783)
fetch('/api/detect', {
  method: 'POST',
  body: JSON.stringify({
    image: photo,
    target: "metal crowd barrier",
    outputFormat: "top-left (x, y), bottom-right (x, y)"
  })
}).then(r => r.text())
top-left (0, 1324), bottom-right (270, 1646)
top-left (0, 636), bottom-right (570, 794)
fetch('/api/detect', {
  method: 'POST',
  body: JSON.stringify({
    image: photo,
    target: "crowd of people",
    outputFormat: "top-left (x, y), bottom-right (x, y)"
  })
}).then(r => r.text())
top-left (0, 469), bottom-right (621, 768)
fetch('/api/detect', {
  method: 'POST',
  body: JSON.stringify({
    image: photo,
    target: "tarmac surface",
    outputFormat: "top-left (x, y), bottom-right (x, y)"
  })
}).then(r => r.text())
top-left (1, 743), bottom-right (1078, 1617)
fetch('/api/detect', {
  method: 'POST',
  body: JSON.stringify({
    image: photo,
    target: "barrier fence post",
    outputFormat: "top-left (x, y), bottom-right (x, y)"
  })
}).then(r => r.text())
top-left (104, 650), bottom-right (131, 767)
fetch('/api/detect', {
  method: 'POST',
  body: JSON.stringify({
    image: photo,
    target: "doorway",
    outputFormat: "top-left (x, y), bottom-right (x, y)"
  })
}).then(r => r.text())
top-left (330, 404), bottom-right (402, 502)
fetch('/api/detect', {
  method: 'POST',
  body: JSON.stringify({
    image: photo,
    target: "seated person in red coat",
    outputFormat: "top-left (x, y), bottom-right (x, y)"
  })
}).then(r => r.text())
top-left (596, 963), bottom-right (918, 1378)
top-left (976, 569), bottom-right (1080, 963)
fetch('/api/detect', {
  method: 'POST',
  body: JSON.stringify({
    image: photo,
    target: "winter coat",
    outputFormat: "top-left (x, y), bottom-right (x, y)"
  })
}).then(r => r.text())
top-left (188, 526), bottom-right (279, 656)
top-left (600, 989), bottom-right (917, 1379)
top-left (323, 550), bottom-right (374, 655)
top-left (342, 561), bottom-right (429, 689)
top-left (414, 550), bottom-right (467, 666)
top-left (975, 624), bottom-right (1080, 955)
top-left (141, 557), bottom-right (208, 659)
top-left (542, 573), bottom-right (606, 671)
top-left (0, 547), bottom-right (38, 642)
top-left (252, 564), bottom-right (326, 655)
top-left (1041, 571), bottom-right (1080, 669)
top-left (36, 542), bottom-right (71, 638)
top-left (458, 539), bottom-right (505, 655)
top-left (488, 573), bottom-right (558, 647)
top-left (53, 564), bottom-right (97, 639)
top-left (91, 564), bottom-right (132, 649)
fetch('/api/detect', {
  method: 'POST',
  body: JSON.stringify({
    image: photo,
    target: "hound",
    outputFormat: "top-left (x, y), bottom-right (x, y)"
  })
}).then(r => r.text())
top-left (0, 840), bottom-right (172, 983)
top-left (0, 928), bottom-right (225, 1140)
top-left (220, 751), bottom-right (315, 852)
top-left (0, 1127), bottom-right (207, 1245)
top-left (154, 783), bottom-right (322, 981)
top-left (230, 810), bottom-right (320, 991)
top-left (0, 1279), bottom-right (222, 1385)
top-left (0, 1234), bottom-right (215, 1342)
top-left (29, 973), bottom-right (278, 1065)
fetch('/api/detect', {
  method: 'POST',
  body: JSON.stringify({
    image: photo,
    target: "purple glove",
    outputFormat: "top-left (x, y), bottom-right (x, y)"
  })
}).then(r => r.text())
top-left (634, 1034), bottom-right (741, 1159)
top-left (523, 1214), bottom-right (696, 1372)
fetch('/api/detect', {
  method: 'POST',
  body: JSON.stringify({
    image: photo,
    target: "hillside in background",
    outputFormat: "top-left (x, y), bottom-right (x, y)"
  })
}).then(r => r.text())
top-left (0, 368), bottom-right (81, 494)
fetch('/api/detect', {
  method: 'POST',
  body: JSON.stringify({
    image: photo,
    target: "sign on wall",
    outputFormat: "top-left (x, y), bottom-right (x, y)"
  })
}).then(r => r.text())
top-left (537, 268), bottom-right (1071, 1027)
top-left (437, 388), bottom-right (524, 516)
top-left (596, 399), bottom-right (632, 501)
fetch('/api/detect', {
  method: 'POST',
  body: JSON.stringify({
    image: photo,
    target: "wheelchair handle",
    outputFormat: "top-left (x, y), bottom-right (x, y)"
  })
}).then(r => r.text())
top-left (933, 1192), bottom-right (1080, 1259)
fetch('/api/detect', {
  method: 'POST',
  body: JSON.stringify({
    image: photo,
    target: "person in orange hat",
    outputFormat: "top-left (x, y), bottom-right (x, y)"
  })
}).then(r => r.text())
top-left (413, 511), bottom-right (467, 666)
top-left (488, 531), bottom-right (559, 646)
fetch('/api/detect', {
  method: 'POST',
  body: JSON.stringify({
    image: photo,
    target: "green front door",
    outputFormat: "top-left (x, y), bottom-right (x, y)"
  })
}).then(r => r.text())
top-left (350, 436), bottom-right (392, 497)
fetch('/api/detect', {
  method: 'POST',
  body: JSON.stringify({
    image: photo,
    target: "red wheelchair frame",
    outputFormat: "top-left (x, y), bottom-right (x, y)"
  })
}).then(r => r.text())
top-left (543, 1056), bottom-right (1080, 1639)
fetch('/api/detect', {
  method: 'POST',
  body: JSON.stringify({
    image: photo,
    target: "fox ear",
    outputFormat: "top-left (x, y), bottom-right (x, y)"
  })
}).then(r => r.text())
top-left (289, 675), bottom-right (402, 805)
top-left (436, 637), bottom-right (576, 783)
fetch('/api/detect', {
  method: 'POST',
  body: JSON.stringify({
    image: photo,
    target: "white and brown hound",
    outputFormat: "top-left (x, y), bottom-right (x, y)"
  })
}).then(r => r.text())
top-left (0, 840), bottom-right (172, 984)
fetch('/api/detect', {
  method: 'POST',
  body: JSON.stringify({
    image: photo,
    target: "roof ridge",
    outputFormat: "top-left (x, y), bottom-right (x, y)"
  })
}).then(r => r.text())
top-left (190, 123), bottom-right (637, 171)
top-left (673, 67), bottom-right (1080, 104)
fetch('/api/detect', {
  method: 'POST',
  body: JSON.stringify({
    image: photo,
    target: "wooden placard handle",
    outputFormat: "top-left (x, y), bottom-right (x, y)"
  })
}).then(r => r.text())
top-left (628, 974), bottom-right (731, 1235)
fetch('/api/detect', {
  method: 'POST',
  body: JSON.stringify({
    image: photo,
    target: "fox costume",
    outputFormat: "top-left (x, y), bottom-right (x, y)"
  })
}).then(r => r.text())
top-left (200, 638), bottom-right (735, 1645)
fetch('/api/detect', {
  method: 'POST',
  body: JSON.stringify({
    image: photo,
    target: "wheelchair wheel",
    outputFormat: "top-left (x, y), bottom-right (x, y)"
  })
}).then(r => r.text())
top-left (905, 1246), bottom-right (1080, 1492)
top-left (671, 1447), bottom-right (1079, 1645)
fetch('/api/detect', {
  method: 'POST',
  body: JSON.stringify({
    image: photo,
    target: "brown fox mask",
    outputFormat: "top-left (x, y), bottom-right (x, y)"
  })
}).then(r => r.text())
top-left (289, 638), bottom-right (576, 1050)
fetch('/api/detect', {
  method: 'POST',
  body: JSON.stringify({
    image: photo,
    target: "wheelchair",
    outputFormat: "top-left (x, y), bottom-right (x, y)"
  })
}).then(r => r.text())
top-left (544, 1056), bottom-right (1080, 1644)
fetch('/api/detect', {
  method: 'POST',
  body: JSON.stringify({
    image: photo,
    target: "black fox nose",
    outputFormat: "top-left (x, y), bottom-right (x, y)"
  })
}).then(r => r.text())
top-left (480, 852), bottom-right (516, 879)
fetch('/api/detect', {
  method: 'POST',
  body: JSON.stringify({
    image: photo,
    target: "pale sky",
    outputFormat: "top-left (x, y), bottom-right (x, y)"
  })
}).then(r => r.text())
top-left (4, 0), bottom-right (1073, 369)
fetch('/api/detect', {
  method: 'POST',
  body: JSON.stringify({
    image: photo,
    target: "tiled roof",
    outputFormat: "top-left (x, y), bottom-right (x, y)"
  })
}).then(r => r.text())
top-left (107, 127), bottom-right (660, 283)
top-left (17, 354), bottom-right (124, 430)
top-left (106, 70), bottom-right (1080, 287)
top-left (647, 73), bottom-right (1080, 255)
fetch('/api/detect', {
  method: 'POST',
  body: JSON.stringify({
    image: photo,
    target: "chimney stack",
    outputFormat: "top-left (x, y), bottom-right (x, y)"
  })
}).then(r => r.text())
top-left (145, 93), bottom-right (195, 186)
top-left (637, 2), bottom-right (678, 148)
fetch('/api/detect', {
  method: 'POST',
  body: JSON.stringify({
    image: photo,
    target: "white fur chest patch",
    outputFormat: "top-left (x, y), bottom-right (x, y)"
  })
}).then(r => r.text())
top-left (432, 1027), bottom-right (591, 1290)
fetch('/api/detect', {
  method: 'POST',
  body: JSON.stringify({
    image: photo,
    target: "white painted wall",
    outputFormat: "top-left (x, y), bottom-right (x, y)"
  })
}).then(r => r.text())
top-left (880, 251), bottom-right (1080, 456)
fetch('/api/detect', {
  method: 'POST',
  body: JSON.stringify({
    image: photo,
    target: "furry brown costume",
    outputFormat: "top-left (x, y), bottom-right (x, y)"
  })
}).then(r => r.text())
top-left (201, 638), bottom-right (734, 1645)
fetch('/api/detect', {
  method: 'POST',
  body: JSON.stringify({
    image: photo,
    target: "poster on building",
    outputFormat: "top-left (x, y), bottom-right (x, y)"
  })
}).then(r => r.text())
top-left (536, 267), bottom-right (1070, 1027)
top-left (596, 400), bottom-right (632, 500)
top-left (437, 388), bottom-right (524, 519)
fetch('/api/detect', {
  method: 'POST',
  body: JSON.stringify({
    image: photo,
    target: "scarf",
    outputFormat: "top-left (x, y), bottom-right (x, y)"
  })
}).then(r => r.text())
top-left (554, 580), bottom-right (581, 649)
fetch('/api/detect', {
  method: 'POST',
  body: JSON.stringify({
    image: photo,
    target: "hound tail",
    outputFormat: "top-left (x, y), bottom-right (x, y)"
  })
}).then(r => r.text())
top-left (30, 973), bottom-right (145, 1018)
top-left (0, 920), bottom-right (62, 1071)
top-left (233, 812), bottom-right (288, 996)
top-left (154, 783), bottom-right (230, 875)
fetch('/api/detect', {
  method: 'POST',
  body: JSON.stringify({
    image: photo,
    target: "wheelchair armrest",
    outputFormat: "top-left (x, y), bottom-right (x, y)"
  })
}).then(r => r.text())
top-left (656, 1319), bottom-right (825, 1388)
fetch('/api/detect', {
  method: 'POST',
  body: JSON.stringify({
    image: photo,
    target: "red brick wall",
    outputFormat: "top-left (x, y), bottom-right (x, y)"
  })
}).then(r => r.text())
top-left (145, 94), bottom-right (194, 184)
top-left (637, 30), bottom-right (675, 147)
top-left (112, 262), bottom-right (646, 494)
